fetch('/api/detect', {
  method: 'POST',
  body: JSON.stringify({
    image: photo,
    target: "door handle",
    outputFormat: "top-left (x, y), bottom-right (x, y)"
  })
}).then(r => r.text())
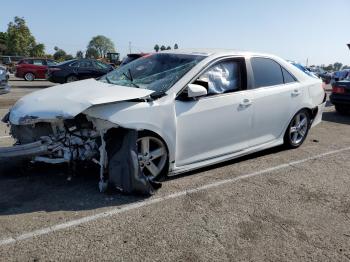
top-left (239, 98), bottom-right (253, 107)
top-left (292, 89), bottom-right (301, 96)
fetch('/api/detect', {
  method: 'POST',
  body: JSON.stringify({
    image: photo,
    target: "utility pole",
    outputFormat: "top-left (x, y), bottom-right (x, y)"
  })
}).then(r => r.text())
top-left (129, 41), bottom-right (131, 54)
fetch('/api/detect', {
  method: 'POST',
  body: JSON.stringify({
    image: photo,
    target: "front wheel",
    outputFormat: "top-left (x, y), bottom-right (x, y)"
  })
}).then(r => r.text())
top-left (284, 109), bottom-right (310, 148)
top-left (137, 134), bottom-right (168, 180)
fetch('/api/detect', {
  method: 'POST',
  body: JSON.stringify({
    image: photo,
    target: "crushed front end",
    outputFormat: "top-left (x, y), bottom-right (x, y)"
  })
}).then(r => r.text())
top-left (0, 113), bottom-right (160, 195)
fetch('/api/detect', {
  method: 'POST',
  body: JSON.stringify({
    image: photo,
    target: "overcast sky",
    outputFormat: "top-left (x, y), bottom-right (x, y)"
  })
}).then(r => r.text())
top-left (1, 0), bottom-right (349, 65)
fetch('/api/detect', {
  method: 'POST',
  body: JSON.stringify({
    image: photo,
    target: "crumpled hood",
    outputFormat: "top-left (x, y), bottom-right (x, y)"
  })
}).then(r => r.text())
top-left (9, 78), bottom-right (154, 125)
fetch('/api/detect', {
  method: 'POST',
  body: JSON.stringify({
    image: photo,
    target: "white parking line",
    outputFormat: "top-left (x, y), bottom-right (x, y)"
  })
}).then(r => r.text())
top-left (0, 136), bottom-right (11, 139)
top-left (1, 146), bottom-right (350, 247)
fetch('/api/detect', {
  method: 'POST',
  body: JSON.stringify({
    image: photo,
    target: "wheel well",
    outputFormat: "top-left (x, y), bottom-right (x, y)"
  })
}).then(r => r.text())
top-left (305, 107), bottom-right (318, 121)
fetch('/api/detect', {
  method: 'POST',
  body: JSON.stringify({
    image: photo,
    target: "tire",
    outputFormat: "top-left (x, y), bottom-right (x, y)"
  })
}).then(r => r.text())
top-left (137, 133), bottom-right (169, 180)
top-left (335, 105), bottom-right (349, 115)
top-left (284, 109), bottom-right (310, 149)
top-left (66, 75), bottom-right (78, 83)
top-left (24, 72), bottom-right (35, 81)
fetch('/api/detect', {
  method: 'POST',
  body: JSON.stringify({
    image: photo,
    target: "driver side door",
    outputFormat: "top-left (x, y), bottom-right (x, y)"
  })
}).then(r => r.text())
top-left (175, 58), bottom-right (254, 167)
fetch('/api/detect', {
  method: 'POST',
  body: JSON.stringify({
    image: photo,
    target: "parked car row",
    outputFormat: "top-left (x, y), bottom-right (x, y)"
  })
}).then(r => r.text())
top-left (12, 54), bottom-right (147, 83)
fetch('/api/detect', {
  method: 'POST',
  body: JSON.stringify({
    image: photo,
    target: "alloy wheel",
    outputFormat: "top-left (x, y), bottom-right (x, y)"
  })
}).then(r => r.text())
top-left (24, 73), bottom-right (34, 81)
top-left (137, 136), bottom-right (167, 179)
top-left (289, 112), bottom-right (309, 145)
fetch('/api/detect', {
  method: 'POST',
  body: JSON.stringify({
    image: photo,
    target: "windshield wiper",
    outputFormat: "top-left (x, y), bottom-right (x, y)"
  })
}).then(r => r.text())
top-left (123, 69), bottom-right (141, 88)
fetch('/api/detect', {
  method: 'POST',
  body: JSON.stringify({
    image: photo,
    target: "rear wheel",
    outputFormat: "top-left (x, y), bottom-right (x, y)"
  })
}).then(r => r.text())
top-left (24, 72), bottom-right (35, 81)
top-left (284, 109), bottom-right (310, 148)
top-left (66, 75), bottom-right (78, 83)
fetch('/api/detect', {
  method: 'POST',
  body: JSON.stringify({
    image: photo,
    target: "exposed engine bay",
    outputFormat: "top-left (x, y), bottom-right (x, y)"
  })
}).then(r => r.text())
top-left (10, 114), bottom-right (100, 164)
top-left (1, 113), bottom-right (161, 195)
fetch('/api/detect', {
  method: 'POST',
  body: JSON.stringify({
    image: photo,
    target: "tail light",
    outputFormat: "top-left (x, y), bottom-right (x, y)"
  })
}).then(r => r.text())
top-left (332, 86), bottom-right (345, 94)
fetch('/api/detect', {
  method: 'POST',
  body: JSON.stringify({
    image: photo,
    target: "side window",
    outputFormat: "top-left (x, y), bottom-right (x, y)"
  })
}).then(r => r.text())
top-left (79, 61), bottom-right (93, 68)
top-left (193, 59), bottom-right (245, 95)
top-left (94, 61), bottom-right (109, 70)
top-left (70, 62), bottom-right (79, 67)
top-left (281, 67), bottom-right (296, 83)
top-left (32, 59), bottom-right (44, 65)
top-left (251, 57), bottom-right (284, 88)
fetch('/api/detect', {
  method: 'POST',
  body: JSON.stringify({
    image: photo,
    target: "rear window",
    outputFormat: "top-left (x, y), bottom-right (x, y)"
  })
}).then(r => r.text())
top-left (251, 57), bottom-right (284, 88)
top-left (281, 68), bottom-right (296, 83)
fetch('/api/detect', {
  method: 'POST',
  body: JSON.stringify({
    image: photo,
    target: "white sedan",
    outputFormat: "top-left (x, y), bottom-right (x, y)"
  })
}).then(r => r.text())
top-left (1, 49), bottom-right (326, 181)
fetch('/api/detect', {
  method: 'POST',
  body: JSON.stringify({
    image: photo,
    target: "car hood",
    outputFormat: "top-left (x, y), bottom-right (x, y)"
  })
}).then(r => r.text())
top-left (9, 78), bottom-right (154, 125)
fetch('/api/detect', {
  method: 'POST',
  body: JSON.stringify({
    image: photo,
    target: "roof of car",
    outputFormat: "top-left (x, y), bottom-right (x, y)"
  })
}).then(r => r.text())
top-left (160, 48), bottom-right (272, 58)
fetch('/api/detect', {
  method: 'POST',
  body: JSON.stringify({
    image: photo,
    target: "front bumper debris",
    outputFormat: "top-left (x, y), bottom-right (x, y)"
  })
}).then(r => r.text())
top-left (0, 141), bottom-right (49, 158)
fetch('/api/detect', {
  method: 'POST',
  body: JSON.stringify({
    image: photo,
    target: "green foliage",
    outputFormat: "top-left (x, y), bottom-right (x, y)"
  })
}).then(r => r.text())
top-left (0, 32), bottom-right (8, 55)
top-left (154, 44), bottom-right (160, 52)
top-left (76, 50), bottom-right (84, 59)
top-left (53, 46), bottom-right (72, 61)
top-left (5, 16), bottom-right (45, 56)
top-left (174, 43), bottom-right (178, 49)
top-left (166, 46), bottom-right (171, 50)
top-left (87, 35), bottom-right (115, 58)
top-left (30, 43), bottom-right (45, 57)
top-left (160, 45), bottom-right (166, 51)
top-left (85, 47), bottom-right (99, 59)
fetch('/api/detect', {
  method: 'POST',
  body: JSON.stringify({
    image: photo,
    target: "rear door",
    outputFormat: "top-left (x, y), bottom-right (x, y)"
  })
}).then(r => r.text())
top-left (77, 60), bottom-right (95, 79)
top-left (248, 57), bottom-right (302, 146)
top-left (32, 59), bottom-right (47, 79)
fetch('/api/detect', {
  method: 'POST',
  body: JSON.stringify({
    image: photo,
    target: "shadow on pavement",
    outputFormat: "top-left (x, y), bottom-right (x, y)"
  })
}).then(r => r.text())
top-left (322, 111), bottom-right (350, 125)
top-left (0, 159), bottom-right (145, 216)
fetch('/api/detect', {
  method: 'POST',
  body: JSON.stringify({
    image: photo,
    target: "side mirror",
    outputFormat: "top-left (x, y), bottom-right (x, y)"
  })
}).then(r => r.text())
top-left (187, 84), bottom-right (207, 98)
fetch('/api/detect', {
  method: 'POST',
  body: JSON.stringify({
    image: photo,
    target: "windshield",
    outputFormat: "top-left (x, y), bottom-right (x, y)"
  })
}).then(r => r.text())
top-left (100, 53), bottom-right (206, 94)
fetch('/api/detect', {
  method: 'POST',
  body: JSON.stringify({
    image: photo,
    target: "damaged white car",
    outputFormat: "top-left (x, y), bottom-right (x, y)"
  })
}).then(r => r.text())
top-left (0, 49), bottom-right (326, 193)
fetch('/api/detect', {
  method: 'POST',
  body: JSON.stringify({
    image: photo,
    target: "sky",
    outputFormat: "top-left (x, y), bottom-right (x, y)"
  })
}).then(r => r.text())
top-left (1, 0), bottom-right (349, 65)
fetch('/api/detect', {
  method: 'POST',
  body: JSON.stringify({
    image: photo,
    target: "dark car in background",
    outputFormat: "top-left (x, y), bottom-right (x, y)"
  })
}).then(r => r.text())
top-left (330, 76), bottom-right (350, 114)
top-left (15, 58), bottom-right (57, 81)
top-left (120, 53), bottom-right (150, 66)
top-left (48, 59), bottom-right (114, 83)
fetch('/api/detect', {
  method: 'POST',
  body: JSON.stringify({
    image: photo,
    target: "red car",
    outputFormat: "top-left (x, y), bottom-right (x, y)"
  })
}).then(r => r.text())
top-left (15, 58), bottom-right (57, 81)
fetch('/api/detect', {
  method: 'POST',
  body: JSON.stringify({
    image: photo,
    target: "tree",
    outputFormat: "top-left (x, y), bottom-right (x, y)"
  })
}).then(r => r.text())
top-left (333, 62), bottom-right (343, 71)
top-left (85, 47), bottom-right (99, 59)
top-left (160, 45), bottom-right (166, 51)
top-left (76, 50), bottom-right (84, 59)
top-left (166, 46), bottom-right (171, 50)
top-left (154, 44), bottom-right (160, 52)
top-left (30, 43), bottom-right (45, 57)
top-left (6, 16), bottom-right (45, 56)
top-left (53, 46), bottom-right (72, 61)
top-left (87, 35), bottom-right (115, 58)
top-left (174, 43), bottom-right (178, 49)
top-left (0, 32), bottom-right (7, 55)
